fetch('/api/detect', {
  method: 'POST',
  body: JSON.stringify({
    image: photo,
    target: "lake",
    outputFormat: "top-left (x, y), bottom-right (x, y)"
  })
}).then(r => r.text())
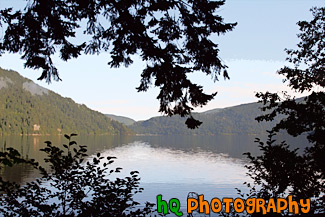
top-left (0, 134), bottom-right (308, 216)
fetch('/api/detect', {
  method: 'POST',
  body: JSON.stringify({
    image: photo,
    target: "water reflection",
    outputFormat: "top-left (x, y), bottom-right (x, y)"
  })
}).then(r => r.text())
top-left (0, 134), bottom-right (309, 187)
top-left (98, 141), bottom-right (249, 210)
top-left (101, 142), bottom-right (246, 185)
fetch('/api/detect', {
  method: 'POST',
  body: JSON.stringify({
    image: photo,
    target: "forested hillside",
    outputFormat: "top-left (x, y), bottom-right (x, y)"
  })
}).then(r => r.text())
top-left (0, 68), bottom-right (132, 135)
top-left (105, 114), bottom-right (135, 126)
top-left (130, 102), bottom-right (281, 135)
top-left (0, 67), bottom-right (283, 136)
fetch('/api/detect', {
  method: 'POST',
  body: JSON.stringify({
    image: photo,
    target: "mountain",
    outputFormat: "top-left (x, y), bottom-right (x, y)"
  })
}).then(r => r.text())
top-left (105, 114), bottom-right (135, 126)
top-left (201, 108), bottom-right (223, 115)
top-left (0, 68), bottom-right (132, 135)
top-left (130, 102), bottom-right (281, 135)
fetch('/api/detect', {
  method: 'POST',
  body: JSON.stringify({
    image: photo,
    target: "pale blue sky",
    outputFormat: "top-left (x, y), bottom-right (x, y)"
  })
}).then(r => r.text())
top-left (0, 0), bottom-right (323, 120)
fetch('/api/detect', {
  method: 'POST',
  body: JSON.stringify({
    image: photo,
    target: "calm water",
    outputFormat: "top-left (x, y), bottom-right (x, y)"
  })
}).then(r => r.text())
top-left (0, 134), bottom-right (309, 216)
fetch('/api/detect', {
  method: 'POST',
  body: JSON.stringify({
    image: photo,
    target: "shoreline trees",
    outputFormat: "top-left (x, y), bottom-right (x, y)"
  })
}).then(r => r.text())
top-left (244, 7), bottom-right (325, 215)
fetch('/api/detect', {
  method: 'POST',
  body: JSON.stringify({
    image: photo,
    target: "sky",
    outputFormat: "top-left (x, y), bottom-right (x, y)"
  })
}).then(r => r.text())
top-left (0, 0), bottom-right (324, 121)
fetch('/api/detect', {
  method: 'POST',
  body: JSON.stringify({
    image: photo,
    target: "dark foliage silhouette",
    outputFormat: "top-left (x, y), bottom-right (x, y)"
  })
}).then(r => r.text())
top-left (0, 134), bottom-right (154, 216)
top-left (242, 7), bottom-right (325, 216)
top-left (0, 0), bottom-right (236, 128)
top-left (244, 133), bottom-right (323, 215)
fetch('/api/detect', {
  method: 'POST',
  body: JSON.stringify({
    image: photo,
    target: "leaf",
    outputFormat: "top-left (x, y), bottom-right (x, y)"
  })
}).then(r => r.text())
top-left (130, 171), bottom-right (139, 175)
top-left (69, 141), bottom-right (77, 146)
top-left (44, 141), bottom-right (52, 145)
top-left (115, 167), bottom-right (122, 173)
